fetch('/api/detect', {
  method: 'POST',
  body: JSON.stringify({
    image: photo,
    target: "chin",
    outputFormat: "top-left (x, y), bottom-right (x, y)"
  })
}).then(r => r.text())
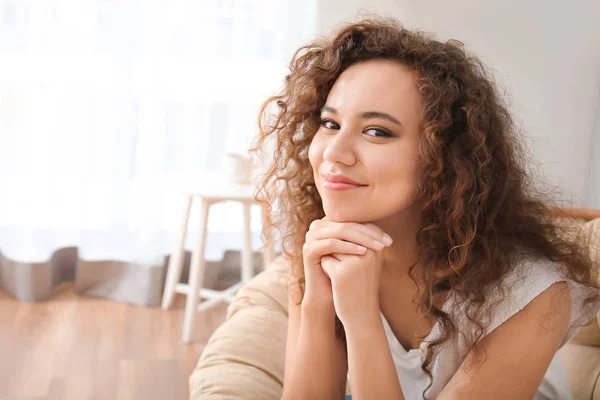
top-left (322, 208), bottom-right (375, 223)
top-left (323, 201), bottom-right (420, 224)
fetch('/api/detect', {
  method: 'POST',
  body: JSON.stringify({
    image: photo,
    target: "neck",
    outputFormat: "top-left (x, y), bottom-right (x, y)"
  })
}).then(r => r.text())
top-left (372, 202), bottom-right (423, 279)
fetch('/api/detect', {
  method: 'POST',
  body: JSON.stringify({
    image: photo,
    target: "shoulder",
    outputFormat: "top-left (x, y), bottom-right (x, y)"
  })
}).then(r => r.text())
top-left (498, 280), bottom-right (571, 338)
top-left (436, 281), bottom-right (571, 399)
top-left (486, 257), bottom-right (571, 338)
top-left (450, 255), bottom-right (599, 349)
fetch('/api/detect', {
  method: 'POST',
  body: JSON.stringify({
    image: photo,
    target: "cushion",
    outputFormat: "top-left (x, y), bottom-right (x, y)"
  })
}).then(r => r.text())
top-left (560, 342), bottom-right (600, 399)
top-left (565, 217), bottom-right (600, 346)
top-left (189, 256), bottom-right (289, 400)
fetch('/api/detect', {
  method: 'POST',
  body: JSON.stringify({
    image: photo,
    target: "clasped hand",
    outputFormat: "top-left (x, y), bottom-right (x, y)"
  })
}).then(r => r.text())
top-left (302, 215), bottom-right (393, 329)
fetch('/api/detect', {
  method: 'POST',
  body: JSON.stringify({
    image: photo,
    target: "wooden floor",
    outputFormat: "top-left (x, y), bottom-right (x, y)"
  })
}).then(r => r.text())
top-left (0, 282), bottom-right (229, 400)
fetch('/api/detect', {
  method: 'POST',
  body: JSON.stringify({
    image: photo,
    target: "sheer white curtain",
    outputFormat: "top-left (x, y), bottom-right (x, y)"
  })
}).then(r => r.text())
top-left (0, 0), bottom-right (316, 304)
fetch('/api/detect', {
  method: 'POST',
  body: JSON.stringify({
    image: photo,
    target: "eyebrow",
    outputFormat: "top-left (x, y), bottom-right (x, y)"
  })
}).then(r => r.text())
top-left (321, 105), bottom-right (402, 126)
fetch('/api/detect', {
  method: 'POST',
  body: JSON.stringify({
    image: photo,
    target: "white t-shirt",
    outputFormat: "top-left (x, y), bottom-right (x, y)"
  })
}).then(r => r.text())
top-left (348, 255), bottom-right (600, 399)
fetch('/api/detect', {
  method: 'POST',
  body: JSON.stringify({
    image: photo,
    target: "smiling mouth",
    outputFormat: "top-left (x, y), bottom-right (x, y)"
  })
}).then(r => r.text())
top-left (322, 180), bottom-right (368, 191)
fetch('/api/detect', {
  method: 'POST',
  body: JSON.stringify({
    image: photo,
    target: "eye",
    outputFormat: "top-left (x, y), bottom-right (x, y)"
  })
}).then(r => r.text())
top-left (364, 127), bottom-right (394, 138)
top-left (320, 118), bottom-right (340, 130)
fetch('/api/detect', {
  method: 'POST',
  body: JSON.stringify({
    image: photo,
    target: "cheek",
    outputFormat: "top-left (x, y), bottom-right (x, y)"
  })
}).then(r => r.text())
top-left (378, 155), bottom-right (421, 194)
top-left (308, 139), bottom-right (321, 170)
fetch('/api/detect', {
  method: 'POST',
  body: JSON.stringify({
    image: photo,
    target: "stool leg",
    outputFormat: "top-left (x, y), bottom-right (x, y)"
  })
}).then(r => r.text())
top-left (182, 198), bottom-right (210, 343)
top-left (241, 201), bottom-right (253, 283)
top-left (162, 194), bottom-right (193, 310)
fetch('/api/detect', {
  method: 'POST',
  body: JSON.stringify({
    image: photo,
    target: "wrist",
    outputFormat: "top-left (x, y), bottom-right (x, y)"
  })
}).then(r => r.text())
top-left (345, 321), bottom-right (387, 348)
top-left (301, 298), bottom-right (336, 320)
top-left (301, 292), bottom-right (335, 315)
top-left (341, 307), bottom-right (383, 336)
top-left (300, 302), bottom-right (337, 341)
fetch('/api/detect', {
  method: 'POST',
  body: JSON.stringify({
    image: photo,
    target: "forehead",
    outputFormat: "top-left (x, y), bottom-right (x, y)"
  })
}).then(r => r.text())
top-left (325, 59), bottom-right (421, 118)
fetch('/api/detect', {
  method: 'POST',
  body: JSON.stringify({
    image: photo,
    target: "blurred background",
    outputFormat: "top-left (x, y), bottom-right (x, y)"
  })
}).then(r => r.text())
top-left (0, 0), bottom-right (316, 306)
top-left (0, 1), bottom-right (598, 399)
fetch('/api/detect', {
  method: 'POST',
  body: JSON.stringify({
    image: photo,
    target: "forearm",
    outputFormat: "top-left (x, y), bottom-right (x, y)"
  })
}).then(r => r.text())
top-left (345, 316), bottom-right (405, 400)
top-left (282, 304), bottom-right (343, 400)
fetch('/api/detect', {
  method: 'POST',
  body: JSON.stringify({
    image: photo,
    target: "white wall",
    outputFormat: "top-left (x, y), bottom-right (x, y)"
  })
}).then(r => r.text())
top-left (316, 1), bottom-right (600, 207)
top-left (587, 113), bottom-right (600, 207)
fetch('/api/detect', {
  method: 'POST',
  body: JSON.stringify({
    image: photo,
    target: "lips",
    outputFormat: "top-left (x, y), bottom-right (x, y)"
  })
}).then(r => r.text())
top-left (322, 173), bottom-right (366, 186)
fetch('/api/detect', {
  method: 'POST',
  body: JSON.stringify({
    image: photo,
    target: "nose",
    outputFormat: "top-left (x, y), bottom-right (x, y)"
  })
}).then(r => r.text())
top-left (322, 126), bottom-right (358, 166)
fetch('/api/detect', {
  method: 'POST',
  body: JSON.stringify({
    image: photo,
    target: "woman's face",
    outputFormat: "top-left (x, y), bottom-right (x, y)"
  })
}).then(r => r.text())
top-left (309, 58), bottom-right (423, 223)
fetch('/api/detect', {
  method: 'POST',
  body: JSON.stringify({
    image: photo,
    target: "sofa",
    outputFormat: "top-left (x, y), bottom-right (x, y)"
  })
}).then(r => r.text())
top-left (189, 212), bottom-right (600, 399)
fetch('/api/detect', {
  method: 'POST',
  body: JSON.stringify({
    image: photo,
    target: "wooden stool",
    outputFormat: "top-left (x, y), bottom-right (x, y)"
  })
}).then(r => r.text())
top-left (161, 180), bottom-right (274, 343)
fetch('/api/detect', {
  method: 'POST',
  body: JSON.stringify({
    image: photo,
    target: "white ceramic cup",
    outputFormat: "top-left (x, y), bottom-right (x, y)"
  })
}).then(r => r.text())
top-left (220, 152), bottom-right (251, 184)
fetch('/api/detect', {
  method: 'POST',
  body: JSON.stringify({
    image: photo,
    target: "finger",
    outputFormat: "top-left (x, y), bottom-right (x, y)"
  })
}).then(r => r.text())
top-left (320, 255), bottom-right (336, 279)
top-left (321, 254), bottom-right (338, 263)
top-left (360, 222), bottom-right (392, 243)
top-left (304, 238), bottom-right (367, 267)
top-left (309, 223), bottom-right (390, 252)
top-left (330, 252), bottom-right (354, 261)
top-left (324, 252), bottom-right (342, 262)
top-left (320, 218), bottom-right (390, 244)
top-left (312, 216), bottom-right (386, 241)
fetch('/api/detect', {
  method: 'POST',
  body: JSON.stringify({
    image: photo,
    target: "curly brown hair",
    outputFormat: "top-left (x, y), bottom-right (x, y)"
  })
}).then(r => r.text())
top-left (248, 16), bottom-right (599, 398)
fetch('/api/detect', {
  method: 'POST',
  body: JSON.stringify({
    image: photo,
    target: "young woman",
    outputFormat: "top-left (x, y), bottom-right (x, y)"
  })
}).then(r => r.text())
top-left (249, 16), bottom-right (600, 400)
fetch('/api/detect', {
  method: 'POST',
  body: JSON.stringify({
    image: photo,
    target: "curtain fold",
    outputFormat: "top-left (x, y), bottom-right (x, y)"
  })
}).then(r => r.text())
top-left (0, 0), bottom-right (314, 305)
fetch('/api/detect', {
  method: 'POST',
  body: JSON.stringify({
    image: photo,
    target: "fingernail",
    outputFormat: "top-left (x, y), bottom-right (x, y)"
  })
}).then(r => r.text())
top-left (374, 240), bottom-right (385, 248)
top-left (382, 234), bottom-right (393, 246)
